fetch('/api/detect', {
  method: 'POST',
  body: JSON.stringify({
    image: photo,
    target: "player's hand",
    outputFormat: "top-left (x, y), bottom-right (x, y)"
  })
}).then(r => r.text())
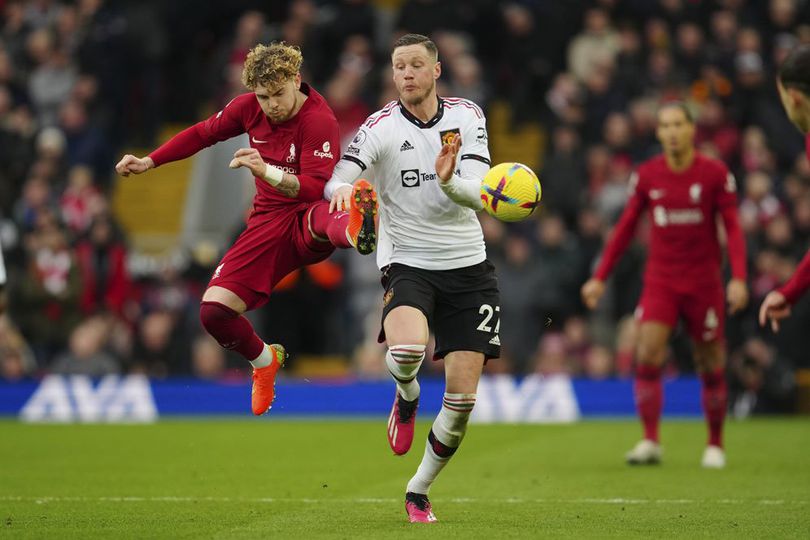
top-left (758, 290), bottom-right (791, 333)
top-left (330, 184), bottom-right (353, 213)
top-left (581, 278), bottom-right (605, 310)
top-left (726, 278), bottom-right (749, 315)
top-left (435, 134), bottom-right (461, 183)
top-left (229, 148), bottom-right (268, 178)
top-left (115, 155), bottom-right (154, 177)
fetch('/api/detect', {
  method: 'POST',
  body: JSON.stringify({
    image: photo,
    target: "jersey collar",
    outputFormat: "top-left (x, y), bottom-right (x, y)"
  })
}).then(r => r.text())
top-left (398, 97), bottom-right (445, 129)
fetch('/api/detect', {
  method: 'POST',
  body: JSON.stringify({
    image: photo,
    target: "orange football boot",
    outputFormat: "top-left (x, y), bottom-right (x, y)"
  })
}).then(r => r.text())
top-left (347, 179), bottom-right (378, 255)
top-left (251, 344), bottom-right (287, 415)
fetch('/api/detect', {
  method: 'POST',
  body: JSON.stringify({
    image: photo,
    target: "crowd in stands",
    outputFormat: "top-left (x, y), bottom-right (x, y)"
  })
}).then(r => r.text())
top-left (1, 0), bottom-right (808, 414)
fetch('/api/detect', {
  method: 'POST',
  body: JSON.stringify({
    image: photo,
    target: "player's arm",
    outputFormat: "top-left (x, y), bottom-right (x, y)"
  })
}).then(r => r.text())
top-left (436, 114), bottom-right (490, 211)
top-left (326, 124), bottom-right (383, 212)
top-left (759, 250), bottom-right (810, 332)
top-left (581, 172), bottom-right (646, 309)
top-left (716, 171), bottom-right (748, 314)
top-left (115, 96), bottom-right (247, 176)
top-left (0, 244), bottom-right (6, 315)
top-left (227, 148), bottom-right (302, 197)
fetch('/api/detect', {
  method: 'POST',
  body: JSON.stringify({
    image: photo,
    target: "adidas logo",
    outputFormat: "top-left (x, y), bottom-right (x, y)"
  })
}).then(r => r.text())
top-left (400, 140), bottom-right (414, 151)
top-left (489, 335), bottom-right (501, 346)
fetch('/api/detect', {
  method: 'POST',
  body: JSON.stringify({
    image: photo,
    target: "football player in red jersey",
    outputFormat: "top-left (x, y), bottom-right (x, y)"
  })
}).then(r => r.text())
top-left (115, 43), bottom-right (377, 415)
top-left (760, 44), bottom-right (810, 332)
top-left (581, 102), bottom-right (748, 468)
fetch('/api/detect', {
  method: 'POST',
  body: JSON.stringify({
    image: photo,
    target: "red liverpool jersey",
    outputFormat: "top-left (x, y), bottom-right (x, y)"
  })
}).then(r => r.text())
top-left (149, 83), bottom-right (340, 215)
top-left (594, 153), bottom-right (746, 288)
top-left (777, 133), bottom-right (810, 303)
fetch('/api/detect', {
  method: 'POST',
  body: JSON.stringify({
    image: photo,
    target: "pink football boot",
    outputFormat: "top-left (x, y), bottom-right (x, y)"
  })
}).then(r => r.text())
top-left (387, 392), bottom-right (418, 455)
top-left (405, 492), bottom-right (437, 523)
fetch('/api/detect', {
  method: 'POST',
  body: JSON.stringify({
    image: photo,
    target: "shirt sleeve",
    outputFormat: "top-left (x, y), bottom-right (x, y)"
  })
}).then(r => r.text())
top-left (778, 250), bottom-right (810, 304)
top-left (296, 112), bottom-right (342, 202)
top-left (716, 170), bottom-right (747, 280)
top-left (149, 95), bottom-right (246, 166)
top-left (324, 123), bottom-right (384, 199)
top-left (593, 171), bottom-right (646, 281)
top-left (440, 110), bottom-right (490, 210)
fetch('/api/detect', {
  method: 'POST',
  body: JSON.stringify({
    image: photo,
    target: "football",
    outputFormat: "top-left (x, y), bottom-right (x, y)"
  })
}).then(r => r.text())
top-left (480, 162), bottom-right (542, 222)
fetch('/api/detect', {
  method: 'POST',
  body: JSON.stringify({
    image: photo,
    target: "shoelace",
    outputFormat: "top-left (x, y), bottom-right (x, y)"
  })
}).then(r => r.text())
top-left (397, 397), bottom-right (418, 424)
top-left (406, 492), bottom-right (430, 512)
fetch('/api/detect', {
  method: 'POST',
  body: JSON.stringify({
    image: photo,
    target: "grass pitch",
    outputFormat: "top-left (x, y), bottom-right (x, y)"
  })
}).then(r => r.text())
top-left (0, 418), bottom-right (808, 539)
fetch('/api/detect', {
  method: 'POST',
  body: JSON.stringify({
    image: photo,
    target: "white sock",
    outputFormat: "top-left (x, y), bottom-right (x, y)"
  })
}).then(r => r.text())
top-left (249, 344), bottom-right (272, 368)
top-left (385, 344), bottom-right (425, 402)
top-left (406, 392), bottom-right (476, 494)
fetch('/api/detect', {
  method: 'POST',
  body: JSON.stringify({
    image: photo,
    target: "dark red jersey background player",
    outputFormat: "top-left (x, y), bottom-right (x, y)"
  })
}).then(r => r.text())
top-left (115, 43), bottom-right (377, 415)
top-left (760, 44), bottom-right (810, 332)
top-left (581, 102), bottom-right (748, 469)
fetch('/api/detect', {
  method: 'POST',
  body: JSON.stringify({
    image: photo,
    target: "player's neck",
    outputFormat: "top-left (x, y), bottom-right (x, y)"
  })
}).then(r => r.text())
top-left (401, 93), bottom-right (439, 123)
top-left (290, 89), bottom-right (308, 119)
top-left (664, 147), bottom-right (695, 173)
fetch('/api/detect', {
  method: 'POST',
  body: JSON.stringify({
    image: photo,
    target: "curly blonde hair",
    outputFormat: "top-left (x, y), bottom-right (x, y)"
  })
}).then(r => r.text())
top-left (241, 42), bottom-right (303, 90)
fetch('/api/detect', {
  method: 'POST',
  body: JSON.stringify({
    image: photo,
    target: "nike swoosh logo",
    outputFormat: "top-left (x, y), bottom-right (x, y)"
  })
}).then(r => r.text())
top-left (252, 136), bottom-right (268, 144)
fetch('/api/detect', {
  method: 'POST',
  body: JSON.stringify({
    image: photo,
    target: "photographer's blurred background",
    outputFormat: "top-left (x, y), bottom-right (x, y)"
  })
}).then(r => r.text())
top-left (1, 0), bottom-right (809, 416)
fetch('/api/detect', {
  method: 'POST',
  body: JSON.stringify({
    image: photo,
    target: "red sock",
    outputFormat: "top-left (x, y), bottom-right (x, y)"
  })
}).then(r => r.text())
top-left (700, 368), bottom-right (727, 448)
top-left (634, 364), bottom-right (663, 443)
top-left (199, 301), bottom-right (264, 361)
top-left (307, 203), bottom-right (352, 249)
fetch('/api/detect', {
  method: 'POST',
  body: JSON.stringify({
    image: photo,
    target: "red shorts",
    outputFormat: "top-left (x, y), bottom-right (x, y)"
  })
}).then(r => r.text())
top-left (635, 282), bottom-right (725, 343)
top-left (208, 200), bottom-right (334, 310)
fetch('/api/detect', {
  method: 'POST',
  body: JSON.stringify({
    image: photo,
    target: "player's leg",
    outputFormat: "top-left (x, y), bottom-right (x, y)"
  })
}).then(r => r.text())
top-left (200, 285), bottom-right (286, 415)
top-left (626, 289), bottom-right (676, 464)
top-left (685, 287), bottom-right (727, 468)
top-left (403, 260), bottom-right (499, 523)
top-left (693, 340), bottom-right (727, 468)
top-left (306, 180), bottom-right (377, 254)
top-left (377, 265), bottom-right (435, 456)
top-left (383, 305), bottom-right (429, 456)
top-left (405, 350), bottom-right (484, 523)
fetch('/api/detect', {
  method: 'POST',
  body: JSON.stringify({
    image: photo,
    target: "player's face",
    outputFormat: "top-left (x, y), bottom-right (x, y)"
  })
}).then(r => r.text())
top-left (656, 107), bottom-right (695, 155)
top-left (777, 79), bottom-right (809, 132)
top-left (254, 74), bottom-right (301, 123)
top-left (391, 44), bottom-right (440, 106)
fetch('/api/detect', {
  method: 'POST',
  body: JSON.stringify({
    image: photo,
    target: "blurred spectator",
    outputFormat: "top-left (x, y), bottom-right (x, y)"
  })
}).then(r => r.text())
top-left (567, 7), bottom-right (620, 84)
top-left (0, 314), bottom-right (37, 381)
top-left (191, 334), bottom-right (226, 380)
top-left (50, 315), bottom-right (120, 376)
top-left (75, 212), bottom-right (132, 317)
top-left (12, 212), bottom-right (81, 365)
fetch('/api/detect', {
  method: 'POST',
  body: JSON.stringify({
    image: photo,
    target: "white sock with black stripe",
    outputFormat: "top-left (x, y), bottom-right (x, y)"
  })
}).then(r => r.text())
top-left (406, 392), bottom-right (476, 494)
top-left (385, 344), bottom-right (425, 402)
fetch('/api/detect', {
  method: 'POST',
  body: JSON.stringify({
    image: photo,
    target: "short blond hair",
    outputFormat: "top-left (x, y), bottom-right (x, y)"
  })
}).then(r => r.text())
top-left (241, 42), bottom-right (303, 90)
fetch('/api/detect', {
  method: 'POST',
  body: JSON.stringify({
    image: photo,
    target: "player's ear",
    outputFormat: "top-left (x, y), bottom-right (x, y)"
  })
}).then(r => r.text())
top-left (294, 72), bottom-right (302, 90)
top-left (434, 61), bottom-right (441, 80)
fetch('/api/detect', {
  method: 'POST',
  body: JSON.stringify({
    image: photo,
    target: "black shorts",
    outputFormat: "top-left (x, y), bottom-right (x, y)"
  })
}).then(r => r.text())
top-left (378, 260), bottom-right (501, 361)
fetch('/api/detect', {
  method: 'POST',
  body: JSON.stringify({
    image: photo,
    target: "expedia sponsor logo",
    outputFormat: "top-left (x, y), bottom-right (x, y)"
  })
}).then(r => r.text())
top-left (653, 206), bottom-right (704, 227)
top-left (401, 169), bottom-right (420, 188)
top-left (440, 128), bottom-right (460, 146)
top-left (314, 141), bottom-right (334, 159)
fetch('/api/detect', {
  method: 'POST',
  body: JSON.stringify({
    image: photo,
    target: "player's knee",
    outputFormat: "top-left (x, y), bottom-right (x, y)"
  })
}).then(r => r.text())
top-left (385, 344), bottom-right (426, 382)
top-left (694, 342), bottom-right (725, 372)
top-left (636, 341), bottom-right (666, 365)
top-left (199, 301), bottom-right (238, 335)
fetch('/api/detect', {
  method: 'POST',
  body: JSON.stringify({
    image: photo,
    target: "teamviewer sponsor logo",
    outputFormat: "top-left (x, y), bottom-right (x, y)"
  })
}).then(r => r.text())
top-left (401, 169), bottom-right (420, 187)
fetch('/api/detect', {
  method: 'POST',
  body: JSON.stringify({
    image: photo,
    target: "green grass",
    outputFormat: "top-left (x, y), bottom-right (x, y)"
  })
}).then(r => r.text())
top-left (0, 419), bottom-right (808, 539)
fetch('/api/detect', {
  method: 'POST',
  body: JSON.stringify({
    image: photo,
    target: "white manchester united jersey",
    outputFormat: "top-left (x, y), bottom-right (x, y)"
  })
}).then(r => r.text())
top-left (328, 97), bottom-right (491, 270)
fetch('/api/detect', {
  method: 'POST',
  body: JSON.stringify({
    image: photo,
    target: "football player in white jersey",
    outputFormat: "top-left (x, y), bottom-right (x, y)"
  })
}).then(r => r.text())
top-left (326, 34), bottom-right (500, 524)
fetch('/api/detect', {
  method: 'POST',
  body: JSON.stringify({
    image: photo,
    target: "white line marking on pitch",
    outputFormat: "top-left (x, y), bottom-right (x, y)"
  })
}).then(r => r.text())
top-left (1, 496), bottom-right (807, 506)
